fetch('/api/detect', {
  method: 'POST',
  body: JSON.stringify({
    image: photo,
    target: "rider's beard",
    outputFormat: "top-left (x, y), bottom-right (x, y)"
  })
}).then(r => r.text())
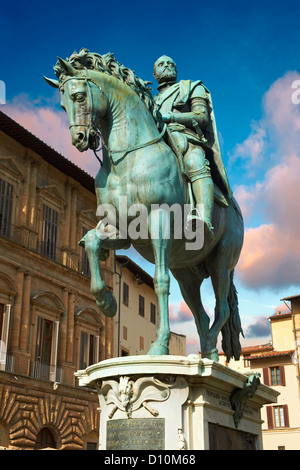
top-left (157, 68), bottom-right (177, 83)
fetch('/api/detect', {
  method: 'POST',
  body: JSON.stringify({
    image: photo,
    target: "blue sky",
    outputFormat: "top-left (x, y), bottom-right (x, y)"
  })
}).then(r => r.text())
top-left (1, 0), bottom-right (300, 354)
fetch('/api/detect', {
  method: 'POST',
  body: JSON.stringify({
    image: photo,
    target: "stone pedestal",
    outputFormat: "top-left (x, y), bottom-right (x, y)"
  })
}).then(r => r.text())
top-left (75, 355), bottom-right (279, 450)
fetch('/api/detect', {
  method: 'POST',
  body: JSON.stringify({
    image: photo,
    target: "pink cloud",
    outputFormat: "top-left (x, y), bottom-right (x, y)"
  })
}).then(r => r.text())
top-left (185, 335), bottom-right (201, 355)
top-left (3, 95), bottom-right (100, 177)
top-left (263, 71), bottom-right (300, 154)
top-left (235, 71), bottom-right (300, 289)
top-left (237, 155), bottom-right (300, 288)
top-left (234, 181), bottom-right (263, 220)
top-left (169, 300), bottom-right (193, 323)
top-left (272, 303), bottom-right (291, 315)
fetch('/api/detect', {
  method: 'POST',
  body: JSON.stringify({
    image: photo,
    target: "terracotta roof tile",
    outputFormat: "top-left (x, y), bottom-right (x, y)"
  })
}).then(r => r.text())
top-left (249, 350), bottom-right (294, 360)
top-left (281, 294), bottom-right (300, 301)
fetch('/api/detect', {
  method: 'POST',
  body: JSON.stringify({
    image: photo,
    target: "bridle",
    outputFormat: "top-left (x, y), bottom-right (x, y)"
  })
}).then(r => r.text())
top-left (61, 74), bottom-right (167, 165)
top-left (61, 75), bottom-right (103, 163)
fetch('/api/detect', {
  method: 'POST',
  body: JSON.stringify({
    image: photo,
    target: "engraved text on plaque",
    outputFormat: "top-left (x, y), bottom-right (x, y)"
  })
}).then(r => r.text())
top-left (106, 418), bottom-right (165, 450)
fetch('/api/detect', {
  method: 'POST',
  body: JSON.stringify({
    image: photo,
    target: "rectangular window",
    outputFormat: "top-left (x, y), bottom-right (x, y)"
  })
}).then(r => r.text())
top-left (41, 205), bottom-right (58, 260)
top-left (270, 366), bottom-right (281, 385)
top-left (139, 336), bottom-right (144, 350)
top-left (266, 405), bottom-right (290, 429)
top-left (263, 366), bottom-right (286, 386)
top-left (139, 295), bottom-right (145, 317)
top-left (123, 282), bottom-right (129, 307)
top-left (274, 406), bottom-right (285, 428)
top-left (243, 355), bottom-right (250, 367)
top-left (123, 325), bottom-right (127, 340)
top-left (81, 227), bottom-right (91, 276)
top-left (0, 178), bottom-right (13, 238)
top-left (80, 332), bottom-right (100, 369)
top-left (33, 317), bottom-right (60, 381)
top-left (150, 303), bottom-right (156, 324)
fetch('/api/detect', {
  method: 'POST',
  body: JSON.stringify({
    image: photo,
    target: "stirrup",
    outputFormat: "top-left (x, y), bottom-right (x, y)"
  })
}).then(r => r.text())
top-left (186, 209), bottom-right (214, 239)
top-left (186, 208), bottom-right (201, 230)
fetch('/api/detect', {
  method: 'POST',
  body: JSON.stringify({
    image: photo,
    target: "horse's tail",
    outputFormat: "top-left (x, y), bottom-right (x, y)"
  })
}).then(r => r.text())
top-left (221, 270), bottom-right (244, 362)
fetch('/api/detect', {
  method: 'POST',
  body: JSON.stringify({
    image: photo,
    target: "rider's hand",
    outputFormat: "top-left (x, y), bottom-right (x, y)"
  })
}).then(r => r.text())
top-left (153, 108), bottom-right (163, 123)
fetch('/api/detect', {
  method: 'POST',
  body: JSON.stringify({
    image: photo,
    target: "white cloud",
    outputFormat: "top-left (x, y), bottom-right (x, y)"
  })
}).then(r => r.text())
top-left (234, 72), bottom-right (300, 289)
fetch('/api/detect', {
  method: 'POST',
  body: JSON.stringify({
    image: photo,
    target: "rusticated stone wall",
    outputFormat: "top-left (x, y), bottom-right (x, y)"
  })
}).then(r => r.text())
top-left (0, 372), bottom-right (99, 450)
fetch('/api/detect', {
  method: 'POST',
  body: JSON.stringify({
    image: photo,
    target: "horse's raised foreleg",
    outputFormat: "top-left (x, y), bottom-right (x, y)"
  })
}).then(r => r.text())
top-left (147, 209), bottom-right (172, 355)
top-left (171, 267), bottom-right (210, 354)
top-left (79, 229), bottom-right (118, 318)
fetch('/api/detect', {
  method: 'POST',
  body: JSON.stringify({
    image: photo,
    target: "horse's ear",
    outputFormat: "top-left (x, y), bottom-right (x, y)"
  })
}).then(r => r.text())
top-left (43, 76), bottom-right (60, 88)
top-left (57, 57), bottom-right (77, 76)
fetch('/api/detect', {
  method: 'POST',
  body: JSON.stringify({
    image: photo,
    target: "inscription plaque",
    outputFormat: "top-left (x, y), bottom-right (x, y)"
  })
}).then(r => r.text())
top-left (209, 423), bottom-right (256, 450)
top-left (106, 418), bottom-right (165, 450)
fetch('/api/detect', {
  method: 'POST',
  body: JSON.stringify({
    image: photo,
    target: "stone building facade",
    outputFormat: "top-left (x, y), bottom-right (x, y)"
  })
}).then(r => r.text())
top-left (0, 111), bottom-right (114, 449)
top-left (219, 295), bottom-right (300, 450)
top-left (113, 255), bottom-right (186, 357)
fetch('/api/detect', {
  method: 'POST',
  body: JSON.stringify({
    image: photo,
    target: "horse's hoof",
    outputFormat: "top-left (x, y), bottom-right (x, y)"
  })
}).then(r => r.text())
top-left (96, 292), bottom-right (117, 318)
top-left (147, 341), bottom-right (169, 356)
top-left (202, 348), bottom-right (219, 362)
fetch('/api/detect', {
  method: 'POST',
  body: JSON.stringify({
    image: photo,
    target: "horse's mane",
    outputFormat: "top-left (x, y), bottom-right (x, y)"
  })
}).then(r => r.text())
top-left (54, 48), bottom-right (155, 115)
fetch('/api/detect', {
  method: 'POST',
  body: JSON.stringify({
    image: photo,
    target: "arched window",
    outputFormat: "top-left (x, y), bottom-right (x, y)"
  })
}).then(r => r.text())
top-left (34, 427), bottom-right (56, 450)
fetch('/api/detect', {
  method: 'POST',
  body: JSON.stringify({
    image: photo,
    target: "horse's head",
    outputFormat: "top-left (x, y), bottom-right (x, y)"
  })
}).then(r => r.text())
top-left (44, 58), bottom-right (107, 152)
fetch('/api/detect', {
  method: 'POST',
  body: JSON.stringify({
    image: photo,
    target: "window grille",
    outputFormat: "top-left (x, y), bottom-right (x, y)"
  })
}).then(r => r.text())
top-left (150, 303), bottom-right (156, 324)
top-left (0, 178), bottom-right (13, 238)
top-left (41, 205), bottom-right (58, 260)
top-left (81, 227), bottom-right (91, 276)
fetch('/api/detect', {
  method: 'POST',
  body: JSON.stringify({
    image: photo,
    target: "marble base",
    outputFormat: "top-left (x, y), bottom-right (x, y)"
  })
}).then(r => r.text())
top-left (75, 355), bottom-right (279, 450)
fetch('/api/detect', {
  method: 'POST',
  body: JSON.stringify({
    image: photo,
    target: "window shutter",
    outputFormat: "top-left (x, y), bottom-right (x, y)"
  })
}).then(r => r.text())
top-left (283, 405), bottom-right (290, 428)
top-left (262, 367), bottom-right (270, 385)
top-left (42, 205), bottom-right (58, 260)
top-left (35, 316), bottom-right (44, 361)
top-left (0, 179), bottom-right (13, 238)
top-left (80, 331), bottom-right (89, 369)
top-left (139, 295), bottom-right (145, 317)
top-left (33, 316), bottom-right (44, 378)
top-left (0, 304), bottom-right (11, 371)
top-left (123, 282), bottom-right (129, 306)
top-left (49, 321), bottom-right (59, 382)
top-left (279, 366), bottom-right (286, 386)
top-left (266, 406), bottom-right (274, 429)
top-left (94, 335), bottom-right (100, 364)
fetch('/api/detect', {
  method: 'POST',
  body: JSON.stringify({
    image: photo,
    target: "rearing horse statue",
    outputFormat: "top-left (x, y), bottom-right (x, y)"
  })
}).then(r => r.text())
top-left (44, 49), bottom-right (244, 362)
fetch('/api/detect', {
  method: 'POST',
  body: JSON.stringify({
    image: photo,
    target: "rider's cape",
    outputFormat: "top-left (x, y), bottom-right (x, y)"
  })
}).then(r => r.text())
top-left (154, 80), bottom-right (233, 200)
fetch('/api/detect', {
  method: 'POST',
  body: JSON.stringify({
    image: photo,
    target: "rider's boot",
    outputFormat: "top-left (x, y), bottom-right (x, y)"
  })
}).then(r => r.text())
top-left (186, 176), bottom-right (214, 243)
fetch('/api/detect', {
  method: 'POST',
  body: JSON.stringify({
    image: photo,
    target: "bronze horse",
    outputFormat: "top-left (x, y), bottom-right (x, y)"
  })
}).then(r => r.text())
top-left (44, 50), bottom-right (244, 361)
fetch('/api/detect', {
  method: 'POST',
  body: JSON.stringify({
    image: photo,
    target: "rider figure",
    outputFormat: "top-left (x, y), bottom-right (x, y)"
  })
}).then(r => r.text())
top-left (153, 55), bottom-right (231, 242)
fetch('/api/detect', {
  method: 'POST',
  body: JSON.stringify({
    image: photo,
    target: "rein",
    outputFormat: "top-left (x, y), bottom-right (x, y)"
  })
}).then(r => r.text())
top-left (100, 123), bottom-right (167, 156)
